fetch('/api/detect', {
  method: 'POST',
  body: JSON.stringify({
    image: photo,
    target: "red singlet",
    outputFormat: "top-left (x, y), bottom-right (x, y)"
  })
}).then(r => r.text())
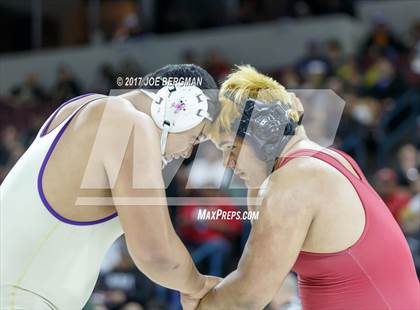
top-left (277, 148), bottom-right (419, 310)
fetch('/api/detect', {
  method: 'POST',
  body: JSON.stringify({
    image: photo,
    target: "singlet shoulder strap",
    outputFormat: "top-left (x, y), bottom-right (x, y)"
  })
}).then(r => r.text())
top-left (37, 94), bottom-right (106, 139)
top-left (329, 147), bottom-right (367, 182)
top-left (276, 148), bottom-right (364, 184)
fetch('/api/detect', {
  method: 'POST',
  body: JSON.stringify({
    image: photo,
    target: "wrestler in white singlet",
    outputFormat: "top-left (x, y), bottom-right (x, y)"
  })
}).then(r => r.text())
top-left (1, 94), bottom-right (123, 309)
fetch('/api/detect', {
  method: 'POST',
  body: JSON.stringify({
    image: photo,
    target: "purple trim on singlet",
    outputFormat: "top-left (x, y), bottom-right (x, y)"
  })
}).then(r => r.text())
top-left (37, 96), bottom-right (118, 226)
top-left (40, 93), bottom-right (94, 137)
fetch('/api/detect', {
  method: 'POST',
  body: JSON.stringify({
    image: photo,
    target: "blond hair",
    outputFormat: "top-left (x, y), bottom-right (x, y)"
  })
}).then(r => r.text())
top-left (209, 65), bottom-right (303, 143)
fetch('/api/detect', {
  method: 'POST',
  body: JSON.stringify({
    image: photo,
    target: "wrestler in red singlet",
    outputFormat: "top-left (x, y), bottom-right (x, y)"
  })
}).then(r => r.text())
top-left (277, 148), bottom-right (420, 310)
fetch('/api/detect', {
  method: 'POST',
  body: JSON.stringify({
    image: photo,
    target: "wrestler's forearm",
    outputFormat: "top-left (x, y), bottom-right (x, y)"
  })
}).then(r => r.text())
top-left (198, 270), bottom-right (262, 310)
top-left (130, 235), bottom-right (205, 295)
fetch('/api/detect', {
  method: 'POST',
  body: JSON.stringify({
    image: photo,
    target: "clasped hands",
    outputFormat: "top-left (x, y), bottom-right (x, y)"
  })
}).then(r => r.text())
top-left (181, 275), bottom-right (222, 310)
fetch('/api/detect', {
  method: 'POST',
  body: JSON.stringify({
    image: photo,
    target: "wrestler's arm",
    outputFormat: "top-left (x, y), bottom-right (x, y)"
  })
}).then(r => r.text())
top-left (102, 98), bottom-right (216, 296)
top-left (198, 159), bottom-right (318, 309)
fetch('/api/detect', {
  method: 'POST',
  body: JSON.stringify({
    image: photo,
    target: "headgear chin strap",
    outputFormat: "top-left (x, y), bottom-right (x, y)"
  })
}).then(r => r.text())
top-left (141, 85), bottom-right (213, 167)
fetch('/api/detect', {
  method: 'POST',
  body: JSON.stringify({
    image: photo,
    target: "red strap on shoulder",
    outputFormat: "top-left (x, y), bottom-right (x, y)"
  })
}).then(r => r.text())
top-left (275, 148), bottom-right (364, 184)
top-left (329, 147), bottom-right (366, 182)
top-left (275, 149), bottom-right (319, 170)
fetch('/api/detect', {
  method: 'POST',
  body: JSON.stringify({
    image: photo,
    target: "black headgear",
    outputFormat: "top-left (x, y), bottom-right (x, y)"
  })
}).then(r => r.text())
top-left (234, 99), bottom-right (302, 162)
top-left (220, 92), bottom-right (304, 188)
top-left (226, 98), bottom-right (303, 179)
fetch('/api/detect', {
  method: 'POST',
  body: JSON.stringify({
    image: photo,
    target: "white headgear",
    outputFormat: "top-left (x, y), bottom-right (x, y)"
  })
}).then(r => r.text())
top-left (141, 84), bottom-right (213, 166)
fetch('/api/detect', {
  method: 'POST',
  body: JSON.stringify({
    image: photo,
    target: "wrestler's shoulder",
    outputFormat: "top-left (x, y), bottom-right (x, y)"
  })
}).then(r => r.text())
top-left (269, 156), bottom-right (340, 199)
top-left (94, 95), bottom-right (156, 129)
top-left (272, 156), bottom-right (330, 183)
top-left (258, 159), bottom-right (334, 215)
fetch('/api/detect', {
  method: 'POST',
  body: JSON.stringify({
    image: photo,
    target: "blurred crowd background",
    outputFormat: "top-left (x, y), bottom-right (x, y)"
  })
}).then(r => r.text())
top-left (1, 0), bottom-right (360, 52)
top-left (1, 1), bottom-right (419, 310)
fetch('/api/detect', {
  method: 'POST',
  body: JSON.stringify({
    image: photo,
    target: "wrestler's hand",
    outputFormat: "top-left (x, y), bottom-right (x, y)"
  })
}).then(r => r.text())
top-left (181, 275), bottom-right (222, 310)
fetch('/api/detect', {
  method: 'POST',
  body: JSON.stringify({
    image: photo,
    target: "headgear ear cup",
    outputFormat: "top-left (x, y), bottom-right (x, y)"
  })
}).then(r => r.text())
top-left (222, 98), bottom-right (301, 187)
top-left (253, 106), bottom-right (287, 142)
top-left (232, 98), bottom-right (300, 164)
top-left (144, 84), bottom-right (214, 167)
